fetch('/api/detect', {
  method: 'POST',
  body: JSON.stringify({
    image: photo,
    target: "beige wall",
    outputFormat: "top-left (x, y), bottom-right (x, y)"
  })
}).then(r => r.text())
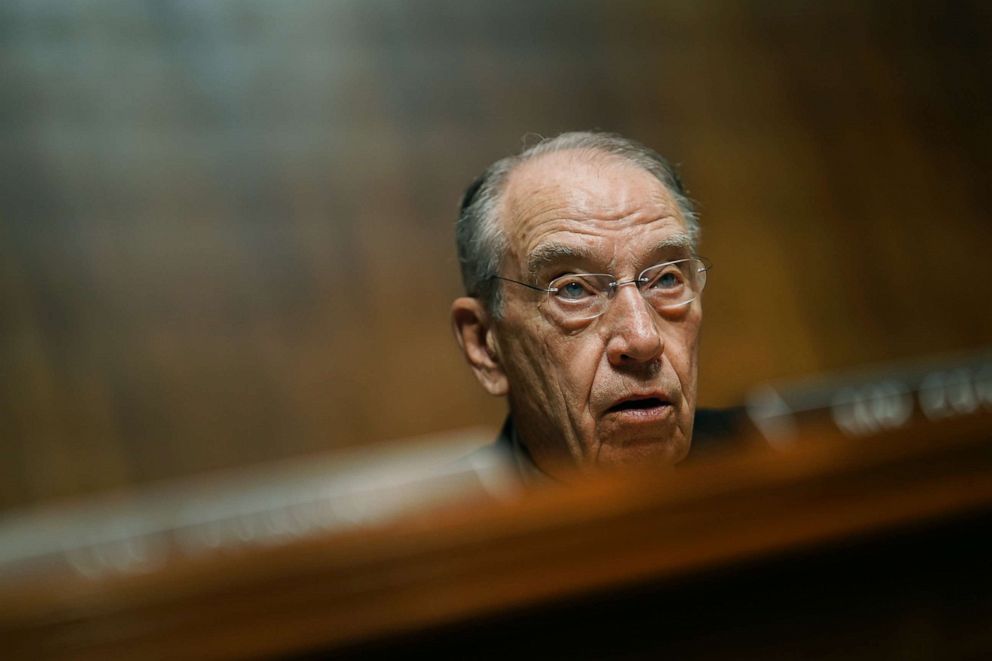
top-left (1, 2), bottom-right (990, 509)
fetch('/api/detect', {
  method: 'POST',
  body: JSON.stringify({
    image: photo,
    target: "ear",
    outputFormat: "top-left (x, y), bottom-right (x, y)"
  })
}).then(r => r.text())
top-left (450, 297), bottom-right (509, 397)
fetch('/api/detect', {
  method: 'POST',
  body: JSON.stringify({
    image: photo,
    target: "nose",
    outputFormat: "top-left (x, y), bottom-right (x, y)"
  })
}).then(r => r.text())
top-left (604, 282), bottom-right (664, 367)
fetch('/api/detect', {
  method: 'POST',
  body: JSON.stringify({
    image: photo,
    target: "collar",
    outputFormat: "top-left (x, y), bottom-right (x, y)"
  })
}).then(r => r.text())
top-left (498, 416), bottom-right (559, 487)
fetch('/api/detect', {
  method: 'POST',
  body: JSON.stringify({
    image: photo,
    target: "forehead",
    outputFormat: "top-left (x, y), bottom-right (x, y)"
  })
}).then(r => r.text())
top-left (499, 150), bottom-right (688, 270)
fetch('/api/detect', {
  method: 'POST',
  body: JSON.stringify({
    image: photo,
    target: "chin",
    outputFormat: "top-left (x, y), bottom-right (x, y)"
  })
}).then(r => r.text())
top-left (593, 433), bottom-right (690, 469)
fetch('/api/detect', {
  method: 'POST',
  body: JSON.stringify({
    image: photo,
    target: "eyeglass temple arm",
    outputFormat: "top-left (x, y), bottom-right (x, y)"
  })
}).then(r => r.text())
top-left (490, 275), bottom-right (554, 293)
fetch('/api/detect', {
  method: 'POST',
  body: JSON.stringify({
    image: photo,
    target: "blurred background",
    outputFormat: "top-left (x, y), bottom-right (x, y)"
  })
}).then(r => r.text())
top-left (1, 1), bottom-right (990, 511)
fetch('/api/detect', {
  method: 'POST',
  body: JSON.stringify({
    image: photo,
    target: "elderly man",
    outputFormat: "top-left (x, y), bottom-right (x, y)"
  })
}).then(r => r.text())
top-left (451, 131), bottom-right (710, 483)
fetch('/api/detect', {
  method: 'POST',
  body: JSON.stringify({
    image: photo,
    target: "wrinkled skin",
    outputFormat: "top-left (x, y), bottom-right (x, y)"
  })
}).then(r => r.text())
top-left (452, 149), bottom-right (702, 480)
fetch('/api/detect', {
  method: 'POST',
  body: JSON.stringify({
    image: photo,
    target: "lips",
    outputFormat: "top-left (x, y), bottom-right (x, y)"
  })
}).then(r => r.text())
top-left (606, 393), bottom-right (674, 415)
top-left (608, 396), bottom-right (668, 412)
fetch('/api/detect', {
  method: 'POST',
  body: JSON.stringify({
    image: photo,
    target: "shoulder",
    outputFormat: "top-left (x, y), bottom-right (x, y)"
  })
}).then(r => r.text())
top-left (449, 422), bottom-right (525, 498)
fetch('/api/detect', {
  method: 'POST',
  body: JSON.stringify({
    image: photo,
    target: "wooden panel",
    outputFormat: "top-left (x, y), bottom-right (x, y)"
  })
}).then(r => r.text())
top-left (0, 2), bottom-right (990, 508)
top-left (1, 405), bottom-right (990, 659)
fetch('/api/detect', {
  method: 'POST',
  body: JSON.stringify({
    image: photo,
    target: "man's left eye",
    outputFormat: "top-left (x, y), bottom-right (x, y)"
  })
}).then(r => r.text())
top-left (652, 270), bottom-right (683, 289)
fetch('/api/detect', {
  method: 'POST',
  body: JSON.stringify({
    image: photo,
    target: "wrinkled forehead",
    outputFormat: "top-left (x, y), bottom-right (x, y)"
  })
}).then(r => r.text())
top-left (499, 150), bottom-right (687, 264)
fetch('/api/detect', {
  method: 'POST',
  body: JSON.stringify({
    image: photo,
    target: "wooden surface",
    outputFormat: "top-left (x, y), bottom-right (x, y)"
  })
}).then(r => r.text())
top-left (1, 2), bottom-right (991, 510)
top-left (1, 410), bottom-right (990, 660)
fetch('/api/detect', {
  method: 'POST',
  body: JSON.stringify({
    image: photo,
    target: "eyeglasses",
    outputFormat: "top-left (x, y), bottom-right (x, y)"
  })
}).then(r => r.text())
top-left (492, 257), bottom-right (711, 323)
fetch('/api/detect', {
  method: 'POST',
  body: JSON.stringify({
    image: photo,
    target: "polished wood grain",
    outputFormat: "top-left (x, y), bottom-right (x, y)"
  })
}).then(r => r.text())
top-left (0, 2), bottom-right (990, 508)
top-left (1, 409), bottom-right (990, 659)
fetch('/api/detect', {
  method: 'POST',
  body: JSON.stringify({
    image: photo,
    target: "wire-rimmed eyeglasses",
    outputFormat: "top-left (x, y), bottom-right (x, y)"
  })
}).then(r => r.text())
top-left (491, 257), bottom-right (711, 323)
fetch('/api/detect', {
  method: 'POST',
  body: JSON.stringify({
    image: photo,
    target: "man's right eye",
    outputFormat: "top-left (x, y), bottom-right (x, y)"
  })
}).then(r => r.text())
top-left (553, 277), bottom-right (596, 301)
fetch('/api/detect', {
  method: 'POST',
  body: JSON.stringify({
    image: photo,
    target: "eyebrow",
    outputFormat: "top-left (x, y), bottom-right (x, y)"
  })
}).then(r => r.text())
top-left (526, 243), bottom-right (598, 280)
top-left (654, 233), bottom-right (695, 255)
top-left (526, 233), bottom-right (695, 280)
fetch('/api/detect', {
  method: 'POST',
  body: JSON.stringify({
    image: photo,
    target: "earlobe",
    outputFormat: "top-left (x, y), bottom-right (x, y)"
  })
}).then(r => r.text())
top-left (450, 297), bottom-right (509, 397)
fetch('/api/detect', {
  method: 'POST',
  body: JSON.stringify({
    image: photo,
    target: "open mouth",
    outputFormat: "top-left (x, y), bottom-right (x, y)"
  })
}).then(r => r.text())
top-left (608, 397), bottom-right (668, 413)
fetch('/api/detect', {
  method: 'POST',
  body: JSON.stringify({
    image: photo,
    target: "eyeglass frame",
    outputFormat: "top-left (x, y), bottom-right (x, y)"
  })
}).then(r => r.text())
top-left (487, 256), bottom-right (712, 322)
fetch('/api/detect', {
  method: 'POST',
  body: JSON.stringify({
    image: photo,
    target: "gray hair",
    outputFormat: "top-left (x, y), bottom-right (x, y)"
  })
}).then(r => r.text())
top-left (455, 131), bottom-right (699, 314)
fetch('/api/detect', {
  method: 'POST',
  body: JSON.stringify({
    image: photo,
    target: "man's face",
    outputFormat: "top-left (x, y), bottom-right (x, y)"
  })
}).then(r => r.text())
top-left (491, 151), bottom-right (702, 476)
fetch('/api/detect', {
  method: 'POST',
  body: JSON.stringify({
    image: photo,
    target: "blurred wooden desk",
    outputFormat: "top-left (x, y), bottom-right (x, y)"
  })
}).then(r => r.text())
top-left (1, 415), bottom-right (991, 660)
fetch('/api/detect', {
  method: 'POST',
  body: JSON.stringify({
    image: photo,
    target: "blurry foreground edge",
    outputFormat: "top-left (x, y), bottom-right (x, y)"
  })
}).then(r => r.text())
top-left (0, 350), bottom-right (990, 660)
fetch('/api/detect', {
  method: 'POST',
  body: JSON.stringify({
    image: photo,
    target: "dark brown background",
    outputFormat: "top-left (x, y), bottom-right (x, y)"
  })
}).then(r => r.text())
top-left (1, 1), bottom-right (990, 510)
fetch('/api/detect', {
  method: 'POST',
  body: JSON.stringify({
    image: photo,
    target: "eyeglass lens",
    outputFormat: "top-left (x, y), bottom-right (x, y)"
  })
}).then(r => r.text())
top-left (544, 258), bottom-right (707, 322)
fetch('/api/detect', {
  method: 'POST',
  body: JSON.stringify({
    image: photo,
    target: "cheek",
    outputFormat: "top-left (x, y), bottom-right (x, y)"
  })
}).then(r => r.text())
top-left (498, 305), bottom-right (606, 419)
top-left (512, 330), bottom-right (603, 414)
top-left (667, 314), bottom-right (702, 390)
top-left (549, 335), bottom-right (603, 404)
top-left (501, 324), bottom-right (572, 402)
